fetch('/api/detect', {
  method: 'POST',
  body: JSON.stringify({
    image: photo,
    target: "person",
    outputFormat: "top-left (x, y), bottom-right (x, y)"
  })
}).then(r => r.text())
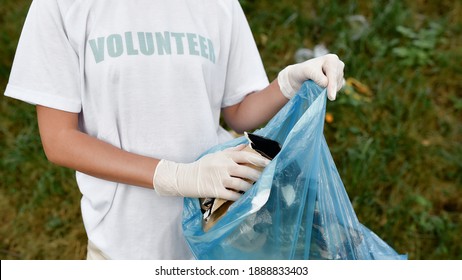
top-left (4, 0), bottom-right (344, 260)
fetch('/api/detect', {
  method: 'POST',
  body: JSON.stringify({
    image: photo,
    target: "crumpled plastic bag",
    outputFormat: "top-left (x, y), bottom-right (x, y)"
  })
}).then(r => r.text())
top-left (182, 81), bottom-right (406, 260)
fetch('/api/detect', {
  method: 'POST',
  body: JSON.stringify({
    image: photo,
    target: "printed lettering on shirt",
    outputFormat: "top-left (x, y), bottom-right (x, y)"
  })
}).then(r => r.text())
top-left (88, 31), bottom-right (216, 64)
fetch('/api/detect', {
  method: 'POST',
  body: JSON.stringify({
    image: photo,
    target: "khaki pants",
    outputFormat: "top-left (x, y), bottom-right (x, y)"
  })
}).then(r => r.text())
top-left (86, 241), bottom-right (109, 260)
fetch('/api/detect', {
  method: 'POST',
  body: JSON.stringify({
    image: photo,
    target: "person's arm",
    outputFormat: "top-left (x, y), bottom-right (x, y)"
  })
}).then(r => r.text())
top-left (222, 54), bottom-right (345, 133)
top-left (222, 79), bottom-right (287, 133)
top-left (36, 105), bottom-right (269, 200)
top-left (36, 105), bottom-right (159, 188)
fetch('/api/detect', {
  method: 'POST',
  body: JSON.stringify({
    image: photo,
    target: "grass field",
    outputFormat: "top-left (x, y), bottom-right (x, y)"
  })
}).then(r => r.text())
top-left (1, 0), bottom-right (461, 260)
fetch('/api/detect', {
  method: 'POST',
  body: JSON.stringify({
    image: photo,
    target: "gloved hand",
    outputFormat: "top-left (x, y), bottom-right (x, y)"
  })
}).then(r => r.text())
top-left (153, 145), bottom-right (270, 201)
top-left (277, 54), bottom-right (345, 101)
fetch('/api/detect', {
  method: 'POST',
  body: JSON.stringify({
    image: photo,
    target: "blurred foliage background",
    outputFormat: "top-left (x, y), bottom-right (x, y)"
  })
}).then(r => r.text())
top-left (1, 0), bottom-right (461, 259)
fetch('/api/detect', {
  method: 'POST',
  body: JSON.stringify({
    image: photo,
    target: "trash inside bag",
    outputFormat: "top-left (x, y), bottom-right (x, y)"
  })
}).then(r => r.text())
top-left (182, 81), bottom-right (406, 260)
top-left (200, 132), bottom-right (281, 232)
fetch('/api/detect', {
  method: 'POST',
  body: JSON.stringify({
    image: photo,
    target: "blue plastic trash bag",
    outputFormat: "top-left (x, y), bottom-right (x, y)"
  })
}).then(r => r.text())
top-left (183, 81), bottom-right (406, 260)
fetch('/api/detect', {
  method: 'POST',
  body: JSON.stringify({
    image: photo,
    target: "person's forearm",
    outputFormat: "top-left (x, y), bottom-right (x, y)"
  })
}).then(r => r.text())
top-left (37, 106), bottom-right (158, 188)
top-left (53, 130), bottom-right (158, 188)
top-left (222, 79), bottom-right (288, 133)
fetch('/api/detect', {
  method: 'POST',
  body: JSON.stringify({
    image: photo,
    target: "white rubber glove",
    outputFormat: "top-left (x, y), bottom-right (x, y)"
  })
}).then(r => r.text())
top-left (153, 145), bottom-right (270, 201)
top-left (277, 54), bottom-right (345, 101)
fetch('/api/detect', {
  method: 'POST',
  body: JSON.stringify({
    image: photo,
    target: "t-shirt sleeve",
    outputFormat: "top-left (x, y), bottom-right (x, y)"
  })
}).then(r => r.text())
top-left (4, 0), bottom-right (81, 113)
top-left (221, 0), bottom-right (270, 108)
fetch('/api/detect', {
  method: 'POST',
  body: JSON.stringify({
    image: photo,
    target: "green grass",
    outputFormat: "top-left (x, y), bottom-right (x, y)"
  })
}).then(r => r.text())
top-left (1, 0), bottom-right (461, 259)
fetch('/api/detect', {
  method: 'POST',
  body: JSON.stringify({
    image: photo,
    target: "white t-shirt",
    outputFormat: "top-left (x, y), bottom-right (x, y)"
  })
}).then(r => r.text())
top-left (5, 0), bottom-right (269, 259)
